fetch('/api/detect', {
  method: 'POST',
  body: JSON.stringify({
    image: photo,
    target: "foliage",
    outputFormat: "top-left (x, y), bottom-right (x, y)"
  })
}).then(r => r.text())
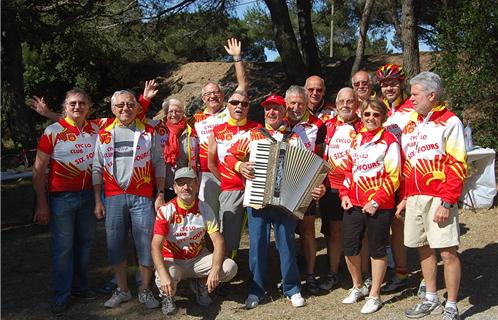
top-left (434, 0), bottom-right (498, 149)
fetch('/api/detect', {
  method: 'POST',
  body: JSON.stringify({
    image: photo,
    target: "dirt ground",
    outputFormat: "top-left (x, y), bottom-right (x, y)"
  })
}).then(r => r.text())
top-left (1, 179), bottom-right (498, 320)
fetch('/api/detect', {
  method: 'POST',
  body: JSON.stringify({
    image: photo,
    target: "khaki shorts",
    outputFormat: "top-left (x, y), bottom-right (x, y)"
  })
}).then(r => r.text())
top-left (155, 249), bottom-right (238, 297)
top-left (404, 195), bottom-right (460, 249)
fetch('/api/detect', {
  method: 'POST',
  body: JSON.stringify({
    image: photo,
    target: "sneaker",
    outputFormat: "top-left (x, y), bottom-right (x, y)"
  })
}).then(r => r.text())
top-left (161, 296), bottom-right (178, 315)
top-left (72, 290), bottom-right (97, 300)
top-left (188, 279), bottom-right (213, 306)
top-left (97, 281), bottom-right (117, 294)
top-left (443, 306), bottom-right (460, 320)
top-left (363, 275), bottom-right (373, 291)
top-left (305, 274), bottom-right (320, 295)
top-left (103, 288), bottom-right (132, 308)
top-left (245, 294), bottom-right (260, 309)
top-left (319, 272), bottom-right (338, 291)
top-left (342, 286), bottom-right (369, 304)
top-left (138, 288), bottom-right (160, 309)
top-left (287, 292), bottom-right (305, 307)
top-left (417, 280), bottom-right (426, 299)
top-left (214, 282), bottom-right (230, 297)
top-left (405, 299), bottom-right (443, 318)
top-left (381, 275), bottom-right (408, 293)
top-left (50, 302), bottom-right (67, 317)
top-left (361, 296), bottom-right (382, 314)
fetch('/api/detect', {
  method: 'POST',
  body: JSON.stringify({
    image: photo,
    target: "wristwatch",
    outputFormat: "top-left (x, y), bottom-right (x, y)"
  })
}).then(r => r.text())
top-left (441, 201), bottom-right (453, 209)
top-left (370, 200), bottom-right (379, 209)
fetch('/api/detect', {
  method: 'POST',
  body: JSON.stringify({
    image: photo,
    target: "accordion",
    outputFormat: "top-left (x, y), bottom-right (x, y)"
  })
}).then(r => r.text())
top-left (243, 140), bottom-right (331, 219)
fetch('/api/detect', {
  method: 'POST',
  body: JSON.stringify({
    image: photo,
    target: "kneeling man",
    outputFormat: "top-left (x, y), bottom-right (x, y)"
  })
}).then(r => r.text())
top-left (151, 167), bottom-right (238, 315)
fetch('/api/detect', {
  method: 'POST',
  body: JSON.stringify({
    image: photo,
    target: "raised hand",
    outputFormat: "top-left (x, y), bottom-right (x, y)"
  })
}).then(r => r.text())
top-left (143, 80), bottom-right (159, 100)
top-left (224, 38), bottom-right (242, 58)
top-left (28, 96), bottom-right (50, 116)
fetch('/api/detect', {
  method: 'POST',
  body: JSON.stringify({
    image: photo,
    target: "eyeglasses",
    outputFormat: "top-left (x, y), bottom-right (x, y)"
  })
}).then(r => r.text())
top-left (337, 99), bottom-right (355, 106)
top-left (228, 100), bottom-right (249, 108)
top-left (353, 81), bottom-right (369, 88)
top-left (114, 102), bottom-right (136, 109)
top-left (363, 111), bottom-right (382, 118)
top-left (380, 80), bottom-right (401, 88)
top-left (202, 90), bottom-right (223, 97)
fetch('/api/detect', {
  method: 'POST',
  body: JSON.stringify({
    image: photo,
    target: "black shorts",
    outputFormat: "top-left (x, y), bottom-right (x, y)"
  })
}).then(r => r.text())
top-left (303, 200), bottom-right (319, 217)
top-left (319, 188), bottom-right (344, 236)
top-left (342, 206), bottom-right (394, 259)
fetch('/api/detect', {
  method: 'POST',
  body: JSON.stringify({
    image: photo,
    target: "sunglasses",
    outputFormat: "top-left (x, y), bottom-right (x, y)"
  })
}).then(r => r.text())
top-left (114, 102), bottom-right (136, 109)
top-left (202, 90), bottom-right (223, 97)
top-left (353, 81), bottom-right (369, 87)
top-left (307, 88), bottom-right (323, 93)
top-left (228, 100), bottom-right (249, 108)
top-left (363, 111), bottom-right (382, 118)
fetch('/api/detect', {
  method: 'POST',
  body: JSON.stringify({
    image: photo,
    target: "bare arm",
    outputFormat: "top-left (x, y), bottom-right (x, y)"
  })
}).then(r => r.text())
top-left (32, 151), bottom-right (51, 225)
top-left (224, 38), bottom-right (248, 93)
top-left (151, 233), bottom-right (176, 296)
top-left (207, 133), bottom-right (221, 181)
top-left (28, 96), bottom-right (62, 121)
top-left (206, 231), bottom-right (225, 293)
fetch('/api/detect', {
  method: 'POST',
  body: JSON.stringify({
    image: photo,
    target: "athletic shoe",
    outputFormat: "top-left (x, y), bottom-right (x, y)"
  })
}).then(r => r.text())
top-left (381, 274), bottom-right (408, 293)
top-left (361, 296), bottom-right (382, 314)
top-left (245, 294), bottom-right (260, 309)
top-left (443, 306), bottom-right (460, 320)
top-left (161, 296), bottom-right (178, 315)
top-left (138, 288), bottom-right (160, 309)
top-left (287, 292), bottom-right (305, 307)
top-left (342, 285), bottom-right (369, 304)
top-left (103, 288), bottom-right (132, 308)
top-left (305, 274), bottom-right (320, 295)
top-left (319, 272), bottom-right (338, 291)
top-left (72, 290), bottom-right (97, 300)
top-left (188, 279), bottom-right (213, 306)
top-left (50, 302), bottom-right (67, 317)
top-left (97, 281), bottom-right (117, 294)
top-left (405, 298), bottom-right (443, 318)
top-left (417, 279), bottom-right (426, 299)
top-left (214, 282), bottom-right (230, 296)
top-left (363, 275), bottom-right (373, 291)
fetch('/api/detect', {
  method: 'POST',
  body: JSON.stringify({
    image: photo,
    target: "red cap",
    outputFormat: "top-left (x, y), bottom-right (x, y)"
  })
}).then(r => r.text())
top-left (261, 94), bottom-right (286, 108)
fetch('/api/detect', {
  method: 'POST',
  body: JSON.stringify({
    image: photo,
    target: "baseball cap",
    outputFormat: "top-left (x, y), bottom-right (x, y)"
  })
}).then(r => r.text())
top-left (261, 94), bottom-right (286, 108)
top-left (174, 167), bottom-right (197, 181)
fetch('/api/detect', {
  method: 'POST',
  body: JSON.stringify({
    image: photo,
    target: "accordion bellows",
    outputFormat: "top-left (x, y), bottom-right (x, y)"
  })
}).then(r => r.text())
top-left (243, 141), bottom-right (332, 219)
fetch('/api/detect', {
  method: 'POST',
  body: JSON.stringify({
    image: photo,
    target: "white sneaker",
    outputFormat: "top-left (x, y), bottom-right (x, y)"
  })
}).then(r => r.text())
top-left (245, 294), bottom-right (260, 309)
top-left (288, 292), bottom-right (305, 307)
top-left (361, 296), bottom-right (382, 314)
top-left (104, 288), bottom-right (132, 308)
top-left (342, 286), bottom-right (369, 304)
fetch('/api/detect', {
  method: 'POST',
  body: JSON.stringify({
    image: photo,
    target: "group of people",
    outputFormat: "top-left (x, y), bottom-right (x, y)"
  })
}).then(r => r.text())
top-left (31, 38), bottom-right (467, 320)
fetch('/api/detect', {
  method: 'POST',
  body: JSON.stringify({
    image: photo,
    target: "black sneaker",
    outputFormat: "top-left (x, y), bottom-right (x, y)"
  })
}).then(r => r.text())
top-left (214, 282), bottom-right (230, 297)
top-left (305, 274), bottom-right (320, 295)
top-left (161, 296), bottom-right (178, 315)
top-left (50, 301), bottom-right (67, 317)
top-left (319, 272), bottom-right (338, 291)
top-left (72, 290), bottom-right (97, 300)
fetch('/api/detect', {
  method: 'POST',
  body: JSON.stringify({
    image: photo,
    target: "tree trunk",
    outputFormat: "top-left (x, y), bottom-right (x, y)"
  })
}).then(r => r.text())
top-left (401, 0), bottom-right (420, 82)
top-left (1, 4), bottom-right (36, 149)
top-left (388, 0), bottom-right (403, 50)
top-left (296, 0), bottom-right (322, 76)
top-left (264, 0), bottom-right (306, 85)
top-left (351, 0), bottom-right (376, 77)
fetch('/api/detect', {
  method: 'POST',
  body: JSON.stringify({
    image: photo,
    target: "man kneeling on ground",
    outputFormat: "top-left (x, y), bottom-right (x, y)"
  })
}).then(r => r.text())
top-left (151, 167), bottom-right (238, 315)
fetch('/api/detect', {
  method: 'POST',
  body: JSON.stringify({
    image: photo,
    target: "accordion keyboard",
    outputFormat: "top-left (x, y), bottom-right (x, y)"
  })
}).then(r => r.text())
top-left (244, 141), bottom-right (272, 208)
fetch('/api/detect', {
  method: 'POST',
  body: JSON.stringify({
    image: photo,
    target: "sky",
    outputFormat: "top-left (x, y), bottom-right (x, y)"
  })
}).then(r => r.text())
top-left (234, 0), bottom-right (432, 62)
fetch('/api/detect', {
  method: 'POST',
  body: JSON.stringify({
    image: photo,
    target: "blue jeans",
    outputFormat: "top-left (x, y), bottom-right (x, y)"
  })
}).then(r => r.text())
top-left (104, 194), bottom-right (154, 267)
top-left (49, 190), bottom-right (96, 304)
top-left (247, 207), bottom-right (300, 298)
